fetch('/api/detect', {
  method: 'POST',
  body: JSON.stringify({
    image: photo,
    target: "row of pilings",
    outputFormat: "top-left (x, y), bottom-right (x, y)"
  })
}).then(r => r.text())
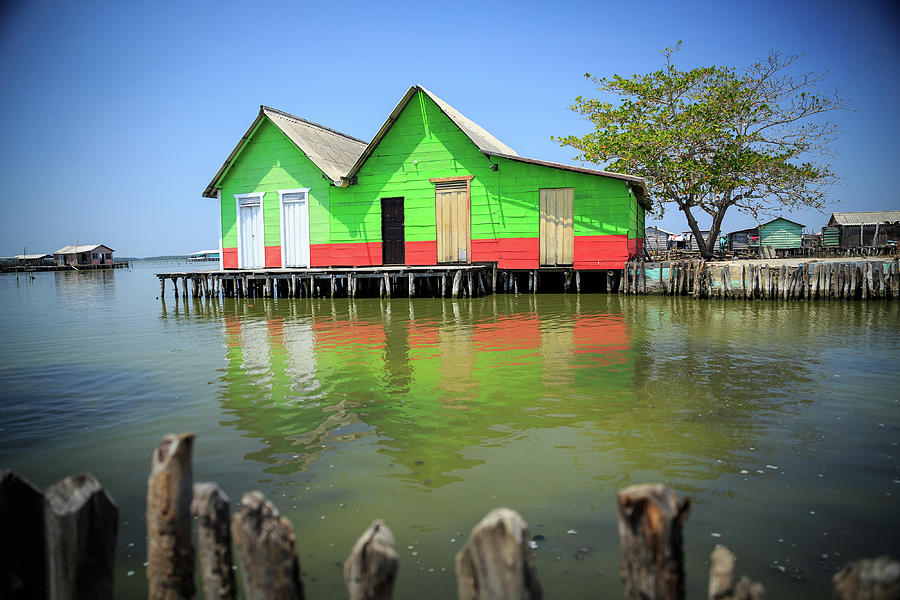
top-left (3, 434), bottom-right (898, 599)
top-left (623, 258), bottom-right (900, 300)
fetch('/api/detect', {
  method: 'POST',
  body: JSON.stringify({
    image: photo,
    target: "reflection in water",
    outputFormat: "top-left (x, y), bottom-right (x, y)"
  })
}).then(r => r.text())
top-left (154, 293), bottom-right (899, 599)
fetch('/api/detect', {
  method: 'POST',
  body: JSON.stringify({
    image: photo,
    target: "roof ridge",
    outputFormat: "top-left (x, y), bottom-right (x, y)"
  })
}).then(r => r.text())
top-left (261, 105), bottom-right (368, 145)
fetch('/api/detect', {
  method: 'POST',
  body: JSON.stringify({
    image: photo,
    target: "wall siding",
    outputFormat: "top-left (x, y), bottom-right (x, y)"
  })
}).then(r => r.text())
top-left (759, 219), bottom-right (803, 249)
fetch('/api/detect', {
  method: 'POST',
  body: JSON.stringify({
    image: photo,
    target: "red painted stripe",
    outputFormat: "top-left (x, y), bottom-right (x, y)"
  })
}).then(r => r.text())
top-left (310, 242), bottom-right (382, 267)
top-left (222, 247), bottom-right (238, 269)
top-left (265, 246), bottom-right (281, 268)
top-left (405, 240), bottom-right (437, 265)
top-left (471, 314), bottom-right (541, 351)
top-left (574, 235), bottom-right (635, 270)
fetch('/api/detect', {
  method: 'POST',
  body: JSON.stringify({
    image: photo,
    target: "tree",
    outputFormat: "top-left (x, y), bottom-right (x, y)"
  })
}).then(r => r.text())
top-left (555, 44), bottom-right (847, 258)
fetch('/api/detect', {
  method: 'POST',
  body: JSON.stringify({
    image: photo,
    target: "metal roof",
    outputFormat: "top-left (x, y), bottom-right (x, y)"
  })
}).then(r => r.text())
top-left (343, 85), bottom-right (517, 182)
top-left (13, 253), bottom-right (52, 260)
top-left (202, 106), bottom-right (367, 197)
top-left (760, 217), bottom-right (805, 228)
top-left (828, 211), bottom-right (900, 226)
top-left (54, 244), bottom-right (113, 254)
top-left (645, 226), bottom-right (676, 235)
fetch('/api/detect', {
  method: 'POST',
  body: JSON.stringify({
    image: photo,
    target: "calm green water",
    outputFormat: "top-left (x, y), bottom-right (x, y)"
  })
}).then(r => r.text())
top-left (1, 262), bottom-right (898, 598)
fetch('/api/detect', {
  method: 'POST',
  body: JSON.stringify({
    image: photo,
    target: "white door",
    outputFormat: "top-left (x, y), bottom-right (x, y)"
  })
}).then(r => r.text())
top-left (281, 191), bottom-right (310, 268)
top-left (239, 195), bottom-right (264, 269)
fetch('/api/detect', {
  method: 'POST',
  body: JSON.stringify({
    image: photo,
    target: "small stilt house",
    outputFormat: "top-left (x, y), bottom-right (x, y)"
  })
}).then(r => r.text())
top-left (758, 217), bottom-right (804, 250)
top-left (53, 244), bottom-right (115, 266)
top-left (203, 86), bottom-right (650, 271)
top-left (644, 226), bottom-right (674, 253)
top-left (825, 211), bottom-right (900, 248)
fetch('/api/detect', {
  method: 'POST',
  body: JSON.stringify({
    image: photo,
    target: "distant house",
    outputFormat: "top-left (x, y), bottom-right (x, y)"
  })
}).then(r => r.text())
top-left (644, 226), bottom-right (674, 253)
top-left (726, 227), bottom-right (759, 250)
top-left (188, 250), bottom-right (221, 262)
top-left (758, 217), bottom-right (804, 250)
top-left (54, 244), bottom-right (114, 266)
top-left (826, 211), bottom-right (900, 248)
top-left (680, 230), bottom-right (721, 253)
top-left (14, 253), bottom-right (54, 266)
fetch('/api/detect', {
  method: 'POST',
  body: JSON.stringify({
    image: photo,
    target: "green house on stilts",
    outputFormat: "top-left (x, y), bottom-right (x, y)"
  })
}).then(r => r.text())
top-left (203, 86), bottom-right (650, 272)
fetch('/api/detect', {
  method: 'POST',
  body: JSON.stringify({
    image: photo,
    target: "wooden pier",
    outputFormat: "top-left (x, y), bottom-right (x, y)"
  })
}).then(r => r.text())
top-left (156, 265), bottom-right (499, 300)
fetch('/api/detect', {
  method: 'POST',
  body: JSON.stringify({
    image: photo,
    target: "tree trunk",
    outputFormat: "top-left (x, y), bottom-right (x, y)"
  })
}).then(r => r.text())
top-left (344, 520), bottom-right (398, 600)
top-left (146, 433), bottom-right (195, 600)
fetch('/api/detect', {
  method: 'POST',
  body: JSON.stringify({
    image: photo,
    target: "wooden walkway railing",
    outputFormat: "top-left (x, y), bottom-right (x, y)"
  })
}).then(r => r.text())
top-left (2, 434), bottom-right (898, 599)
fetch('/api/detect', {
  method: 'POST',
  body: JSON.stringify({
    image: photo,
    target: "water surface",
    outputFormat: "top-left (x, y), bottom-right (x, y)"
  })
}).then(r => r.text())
top-left (1, 263), bottom-right (898, 598)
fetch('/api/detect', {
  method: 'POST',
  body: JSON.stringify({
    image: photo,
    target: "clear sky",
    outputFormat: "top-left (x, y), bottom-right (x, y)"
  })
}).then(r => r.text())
top-left (1, 0), bottom-right (898, 256)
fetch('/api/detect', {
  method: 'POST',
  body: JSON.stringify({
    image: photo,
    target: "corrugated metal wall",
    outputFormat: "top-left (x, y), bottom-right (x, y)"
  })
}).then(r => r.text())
top-left (759, 219), bottom-right (803, 249)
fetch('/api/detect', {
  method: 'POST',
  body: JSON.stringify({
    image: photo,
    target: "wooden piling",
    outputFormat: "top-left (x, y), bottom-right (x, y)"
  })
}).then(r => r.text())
top-left (441, 272), bottom-right (447, 297)
top-left (383, 273), bottom-right (391, 299)
top-left (451, 270), bottom-right (462, 299)
top-left (833, 556), bottom-right (900, 600)
top-left (708, 545), bottom-right (735, 600)
top-left (147, 433), bottom-right (195, 600)
top-left (231, 491), bottom-right (304, 600)
top-left (408, 273), bottom-right (414, 298)
top-left (344, 520), bottom-right (398, 600)
top-left (455, 508), bottom-right (541, 600)
top-left (1, 470), bottom-right (47, 600)
top-left (575, 270), bottom-right (581, 294)
top-left (491, 266), bottom-right (498, 294)
top-left (45, 473), bottom-right (118, 600)
top-left (192, 483), bottom-right (236, 600)
top-left (616, 483), bottom-right (690, 600)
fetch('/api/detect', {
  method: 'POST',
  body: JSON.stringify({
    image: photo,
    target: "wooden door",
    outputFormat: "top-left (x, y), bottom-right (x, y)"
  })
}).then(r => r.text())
top-left (435, 180), bottom-right (470, 264)
top-left (381, 197), bottom-right (405, 265)
top-left (281, 191), bottom-right (310, 267)
top-left (239, 196), bottom-right (264, 269)
top-left (539, 188), bottom-right (574, 266)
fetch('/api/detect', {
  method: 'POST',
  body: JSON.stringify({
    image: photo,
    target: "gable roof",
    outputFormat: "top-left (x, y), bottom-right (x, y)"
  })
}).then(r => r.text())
top-left (760, 217), bottom-right (805, 229)
top-left (54, 244), bottom-right (113, 254)
top-left (202, 106), bottom-right (367, 197)
top-left (645, 226), bottom-right (675, 235)
top-left (828, 211), bottom-right (900, 226)
top-left (342, 86), bottom-right (517, 183)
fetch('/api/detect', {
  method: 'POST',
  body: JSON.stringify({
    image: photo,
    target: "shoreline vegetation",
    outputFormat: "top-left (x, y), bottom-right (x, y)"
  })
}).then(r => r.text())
top-left (3, 434), bottom-right (897, 600)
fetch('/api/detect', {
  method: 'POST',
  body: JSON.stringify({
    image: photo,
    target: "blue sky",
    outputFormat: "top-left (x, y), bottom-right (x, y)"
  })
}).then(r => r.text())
top-left (1, 0), bottom-right (898, 256)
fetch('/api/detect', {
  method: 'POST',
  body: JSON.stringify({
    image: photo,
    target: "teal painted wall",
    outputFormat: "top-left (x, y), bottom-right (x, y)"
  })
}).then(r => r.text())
top-left (759, 218), bottom-right (803, 249)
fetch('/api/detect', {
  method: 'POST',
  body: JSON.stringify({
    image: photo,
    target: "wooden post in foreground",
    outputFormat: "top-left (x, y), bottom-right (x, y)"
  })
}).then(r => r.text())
top-left (147, 433), bottom-right (195, 600)
top-left (455, 507), bottom-right (542, 600)
top-left (1, 469), bottom-right (47, 600)
top-left (616, 483), bottom-right (690, 600)
top-left (344, 519), bottom-right (398, 600)
top-left (833, 556), bottom-right (900, 600)
top-left (708, 545), bottom-right (735, 600)
top-left (231, 491), bottom-right (304, 600)
top-left (192, 483), bottom-right (236, 600)
top-left (45, 473), bottom-right (118, 600)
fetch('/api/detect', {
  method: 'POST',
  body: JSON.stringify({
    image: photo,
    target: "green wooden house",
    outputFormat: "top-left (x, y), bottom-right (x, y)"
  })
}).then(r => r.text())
top-left (203, 86), bottom-right (649, 271)
top-left (758, 217), bottom-right (804, 250)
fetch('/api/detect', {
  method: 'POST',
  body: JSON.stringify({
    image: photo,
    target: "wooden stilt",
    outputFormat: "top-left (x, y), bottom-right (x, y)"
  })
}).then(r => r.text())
top-left (441, 272), bottom-right (447, 297)
top-left (491, 266), bottom-right (498, 294)
top-left (192, 483), bottom-right (237, 600)
top-left (576, 270), bottom-right (581, 294)
top-left (1, 470), bottom-right (47, 600)
top-left (408, 273), bottom-right (414, 298)
top-left (344, 520), bottom-right (398, 600)
top-left (383, 273), bottom-right (391, 299)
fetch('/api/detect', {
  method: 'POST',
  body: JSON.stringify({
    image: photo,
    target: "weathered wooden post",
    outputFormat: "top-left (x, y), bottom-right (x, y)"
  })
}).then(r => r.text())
top-left (616, 483), bottom-right (690, 600)
top-left (575, 270), bottom-right (581, 294)
top-left (1, 470), bottom-right (47, 600)
top-left (192, 483), bottom-right (236, 600)
top-left (45, 473), bottom-right (118, 600)
top-left (383, 273), bottom-right (391, 299)
top-left (147, 433), bottom-right (195, 600)
top-left (344, 519), bottom-right (398, 600)
top-left (451, 270), bottom-right (463, 299)
top-left (833, 556), bottom-right (900, 600)
top-left (708, 545), bottom-right (735, 600)
top-left (231, 491), bottom-right (304, 600)
top-left (491, 266), bottom-right (498, 294)
top-left (455, 507), bottom-right (541, 600)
